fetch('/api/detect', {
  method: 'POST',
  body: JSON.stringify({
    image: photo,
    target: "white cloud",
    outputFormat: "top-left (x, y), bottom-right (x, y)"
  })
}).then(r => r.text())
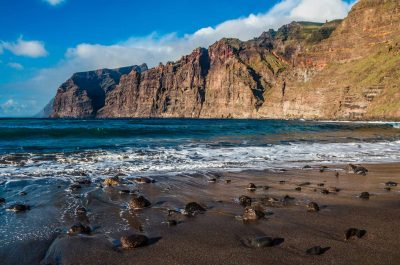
top-left (43, 0), bottom-right (65, 6)
top-left (0, 98), bottom-right (38, 117)
top-left (1, 37), bottom-right (48, 58)
top-left (7, 62), bottom-right (24, 70)
top-left (6, 0), bottom-right (357, 116)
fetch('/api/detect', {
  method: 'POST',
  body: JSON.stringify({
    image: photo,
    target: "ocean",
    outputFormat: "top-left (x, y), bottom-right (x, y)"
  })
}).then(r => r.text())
top-left (0, 118), bottom-right (399, 179)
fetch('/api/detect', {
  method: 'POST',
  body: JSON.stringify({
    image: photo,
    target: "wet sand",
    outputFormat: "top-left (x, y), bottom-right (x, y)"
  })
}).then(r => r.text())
top-left (1, 163), bottom-right (400, 265)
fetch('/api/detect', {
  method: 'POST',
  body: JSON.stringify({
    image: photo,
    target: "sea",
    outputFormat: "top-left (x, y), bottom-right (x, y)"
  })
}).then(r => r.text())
top-left (0, 118), bottom-right (399, 179)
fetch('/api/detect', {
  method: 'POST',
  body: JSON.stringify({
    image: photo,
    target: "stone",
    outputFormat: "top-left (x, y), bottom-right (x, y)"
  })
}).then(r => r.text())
top-left (328, 187), bottom-right (340, 193)
top-left (321, 189), bottom-right (330, 195)
top-left (386, 181), bottom-right (397, 187)
top-left (359, 192), bottom-right (370, 199)
top-left (295, 187), bottom-right (302, 191)
top-left (306, 246), bottom-right (330, 255)
top-left (348, 164), bottom-right (368, 175)
top-left (120, 234), bottom-right (149, 249)
top-left (68, 223), bottom-right (91, 235)
top-left (239, 195), bottom-right (252, 207)
top-left (134, 177), bottom-right (153, 184)
top-left (103, 177), bottom-right (121, 187)
top-left (0, 198), bottom-right (5, 204)
top-left (19, 191), bottom-right (27, 196)
top-left (75, 206), bottom-right (87, 215)
top-left (247, 183), bottom-right (257, 191)
top-left (243, 206), bottom-right (265, 221)
top-left (69, 184), bottom-right (82, 191)
top-left (303, 165), bottom-right (312, 169)
top-left (129, 196), bottom-right (151, 210)
top-left (225, 179), bottom-right (232, 184)
top-left (74, 178), bottom-right (91, 185)
top-left (7, 204), bottom-right (30, 212)
top-left (319, 166), bottom-right (328, 173)
top-left (345, 228), bottom-right (367, 240)
top-left (250, 237), bottom-right (274, 248)
top-left (184, 202), bottom-right (206, 215)
top-left (307, 202), bottom-right (320, 212)
top-left (298, 182), bottom-right (311, 187)
top-left (166, 220), bottom-right (177, 227)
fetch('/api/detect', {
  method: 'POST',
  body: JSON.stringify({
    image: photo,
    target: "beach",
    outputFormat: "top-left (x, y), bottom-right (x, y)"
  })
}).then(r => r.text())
top-left (0, 119), bottom-right (399, 264)
top-left (1, 162), bottom-right (400, 265)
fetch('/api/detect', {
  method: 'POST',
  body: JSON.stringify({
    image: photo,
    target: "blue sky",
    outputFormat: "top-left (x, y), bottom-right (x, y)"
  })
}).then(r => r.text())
top-left (0, 0), bottom-right (355, 117)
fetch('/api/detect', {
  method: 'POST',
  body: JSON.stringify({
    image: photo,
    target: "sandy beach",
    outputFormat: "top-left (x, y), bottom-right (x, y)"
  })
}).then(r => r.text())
top-left (1, 162), bottom-right (399, 265)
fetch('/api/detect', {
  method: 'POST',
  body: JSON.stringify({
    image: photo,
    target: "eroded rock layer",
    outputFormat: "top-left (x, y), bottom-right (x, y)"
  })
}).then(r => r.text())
top-left (50, 0), bottom-right (400, 120)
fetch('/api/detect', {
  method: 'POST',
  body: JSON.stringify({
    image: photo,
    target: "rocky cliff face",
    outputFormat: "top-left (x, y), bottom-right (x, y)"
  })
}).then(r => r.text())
top-left (51, 65), bottom-right (147, 118)
top-left (49, 0), bottom-right (400, 120)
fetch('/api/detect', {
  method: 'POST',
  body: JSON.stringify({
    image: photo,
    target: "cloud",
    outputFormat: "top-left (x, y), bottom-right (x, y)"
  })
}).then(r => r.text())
top-left (7, 0), bottom-right (357, 116)
top-left (43, 0), bottom-right (65, 6)
top-left (0, 98), bottom-right (38, 117)
top-left (7, 62), bottom-right (24, 70)
top-left (1, 37), bottom-right (48, 58)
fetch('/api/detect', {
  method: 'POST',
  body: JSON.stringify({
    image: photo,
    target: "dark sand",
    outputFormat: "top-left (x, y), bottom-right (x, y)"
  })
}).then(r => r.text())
top-left (1, 163), bottom-right (400, 265)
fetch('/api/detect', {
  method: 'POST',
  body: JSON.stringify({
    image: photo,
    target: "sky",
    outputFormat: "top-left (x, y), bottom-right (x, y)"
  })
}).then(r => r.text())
top-left (0, 0), bottom-right (356, 117)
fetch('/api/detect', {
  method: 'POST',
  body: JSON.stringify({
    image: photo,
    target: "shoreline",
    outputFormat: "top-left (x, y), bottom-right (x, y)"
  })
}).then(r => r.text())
top-left (1, 162), bottom-right (400, 264)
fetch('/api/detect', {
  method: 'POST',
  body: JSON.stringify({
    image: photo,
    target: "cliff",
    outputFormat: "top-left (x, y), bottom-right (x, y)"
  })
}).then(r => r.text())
top-left (48, 0), bottom-right (400, 120)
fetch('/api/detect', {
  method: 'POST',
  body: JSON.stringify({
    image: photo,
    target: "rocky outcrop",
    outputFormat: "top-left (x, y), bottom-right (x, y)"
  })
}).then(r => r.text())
top-left (51, 64), bottom-right (147, 118)
top-left (49, 0), bottom-right (400, 120)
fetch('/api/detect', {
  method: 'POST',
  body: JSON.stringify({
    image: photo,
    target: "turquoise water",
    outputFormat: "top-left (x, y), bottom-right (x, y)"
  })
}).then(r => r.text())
top-left (0, 118), bottom-right (399, 177)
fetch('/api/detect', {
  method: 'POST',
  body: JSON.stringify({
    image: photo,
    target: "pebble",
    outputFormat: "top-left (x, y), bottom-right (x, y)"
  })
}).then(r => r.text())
top-left (184, 202), bottom-right (206, 216)
top-left (166, 220), bottom-right (177, 227)
top-left (359, 192), bottom-right (370, 199)
top-left (349, 164), bottom-right (368, 175)
top-left (69, 184), bottom-right (82, 191)
top-left (295, 187), bottom-right (302, 191)
top-left (129, 196), bottom-right (151, 210)
top-left (0, 198), bottom-right (5, 204)
top-left (243, 206), bottom-right (265, 221)
top-left (207, 178), bottom-right (217, 183)
top-left (103, 176), bottom-right (121, 187)
top-left (225, 179), bottom-right (232, 184)
top-left (306, 246), bottom-right (330, 255)
top-left (317, 183), bottom-right (325, 187)
top-left (279, 180), bottom-right (286, 184)
top-left (298, 182), bottom-right (311, 187)
top-left (120, 234), bottom-right (149, 249)
top-left (307, 202), bottom-right (320, 212)
top-left (119, 189), bottom-right (132, 194)
top-left (74, 178), bottom-right (91, 185)
top-left (386, 181), bottom-right (397, 187)
top-left (247, 183), bottom-right (256, 191)
top-left (19, 191), bottom-right (27, 196)
top-left (345, 228), bottom-right (367, 240)
top-left (239, 195), bottom-right (252, 207)
top-left (68, 223), bottom-right (91, 235)
top-left (303, 165), bottom-right (312, 169)
top-left (251, 236), bottom-right (274, 248)
top-left (320, 166), bottom-right (328, 173)
top-left (75, 206), bottom-right (87, 215)
top-left (7, 204), bottom-right (30, 212)
top-left (321, 189), bottom-right (330, 195)
top-left (263, 186), bottom-right (270, 190)
top-left (134, 177), bottom-right (153, 184)
top-left (328, 187), bottom-right (340, 193)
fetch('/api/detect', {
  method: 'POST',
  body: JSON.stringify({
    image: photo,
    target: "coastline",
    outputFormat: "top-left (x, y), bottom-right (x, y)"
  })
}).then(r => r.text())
top-left (1, 162), bottom-right (400, 264)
